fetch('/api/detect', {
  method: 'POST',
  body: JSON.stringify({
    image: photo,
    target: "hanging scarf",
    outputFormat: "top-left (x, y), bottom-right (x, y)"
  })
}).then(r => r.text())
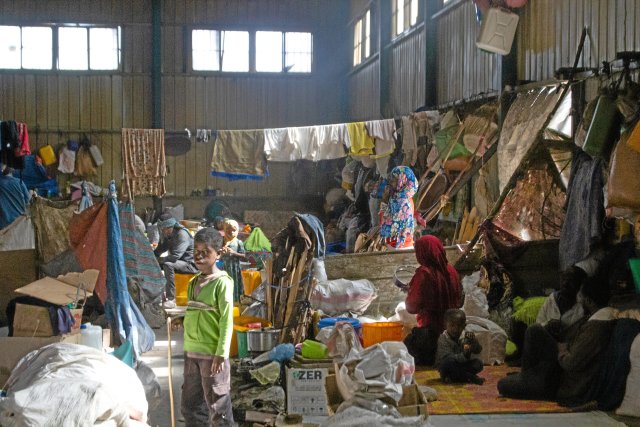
top-left (380, 166), bottom-right (418, 247)
top-left (406, 235), bottom-right (461, 331)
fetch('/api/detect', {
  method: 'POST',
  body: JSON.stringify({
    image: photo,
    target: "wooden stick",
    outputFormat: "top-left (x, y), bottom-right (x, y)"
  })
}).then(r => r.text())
top-left (167, 316), bottom-right (175, 427)
top-left (282, 252), bottom-right (307, 341)
top-left (264, 257), bottom-right (273, 324)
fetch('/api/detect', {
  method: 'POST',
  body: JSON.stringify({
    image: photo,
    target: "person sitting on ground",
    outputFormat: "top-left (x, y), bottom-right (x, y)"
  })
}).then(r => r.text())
top-left (220, 218), bottom-right (246, 302)
top-left (180, 227), bottom-right (235, 426)
top-left (404, 235), bottom-right (462, 365)
top-left (0, 163), bottom-right (31, 229)
top-left (154, 213), bottom-right (198, 308)
top-left (435, 309), bottom-right (485, 385)
top-left (497, 278), bottom-right (614, 402)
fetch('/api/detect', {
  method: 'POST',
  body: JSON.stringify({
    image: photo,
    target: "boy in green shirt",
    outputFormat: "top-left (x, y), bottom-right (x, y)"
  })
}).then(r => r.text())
top-left (181, 227), bottom-right (235, 426)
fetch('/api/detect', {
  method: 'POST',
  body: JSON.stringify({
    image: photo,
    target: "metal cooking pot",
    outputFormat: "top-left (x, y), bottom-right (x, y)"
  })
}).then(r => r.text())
top-left (246, 328), bottom-right (281, 352)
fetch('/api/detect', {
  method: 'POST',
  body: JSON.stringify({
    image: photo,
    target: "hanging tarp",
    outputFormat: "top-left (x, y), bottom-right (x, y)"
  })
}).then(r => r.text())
top-left (105, 181), bottom-right (155, 355)
top-left (0, 216), bottom-right (34, 251)
top-left (119, 202), bottom-right (165, 304)
top-left (498, 85), bottom-right (565, 191)
top-left (492, 160), bottom-right (566, 241)
top-left (31, 198), bottom-right (76, 264)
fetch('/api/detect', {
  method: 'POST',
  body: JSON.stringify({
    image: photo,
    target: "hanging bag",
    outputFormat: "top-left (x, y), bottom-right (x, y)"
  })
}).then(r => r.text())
top-left (582, 93), bottom-right (621, 158)
top-left (89, 144), bottom-right (104, 166)
top-left (608, 132), bottom-right (640, 210)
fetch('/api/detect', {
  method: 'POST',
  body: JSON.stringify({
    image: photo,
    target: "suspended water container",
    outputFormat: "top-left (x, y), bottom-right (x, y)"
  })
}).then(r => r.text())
top-left (476, 7), bottom-right (519, 55)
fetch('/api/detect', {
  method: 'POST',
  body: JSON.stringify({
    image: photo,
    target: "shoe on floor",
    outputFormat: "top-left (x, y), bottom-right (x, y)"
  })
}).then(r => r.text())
top-left (163, 299), bottom-right (176, 309)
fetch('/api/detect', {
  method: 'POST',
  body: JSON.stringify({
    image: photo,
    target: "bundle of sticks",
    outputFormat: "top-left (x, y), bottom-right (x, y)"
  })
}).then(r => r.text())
top-left (265, 215), bottom-right (319, 344)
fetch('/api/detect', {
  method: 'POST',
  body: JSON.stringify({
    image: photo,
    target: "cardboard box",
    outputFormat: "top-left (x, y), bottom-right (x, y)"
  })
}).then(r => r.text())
top-left (14, 269), bottom-right (98, 306)
top-left (286, 368), bottom-right (329, 416)
top-left (324, 374), bottom-right (428, 418)
top-left (0, 335), bottom-right (80, 385)
top-left (12, 304), bottom-right (83, 337)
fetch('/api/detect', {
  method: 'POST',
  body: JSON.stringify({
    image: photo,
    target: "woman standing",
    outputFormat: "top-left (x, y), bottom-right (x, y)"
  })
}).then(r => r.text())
top-left (404, 235), bottom-right (462, 365)
top-left (380, 166), bottom-right (418, 249)
top-left (220, 219), bottom-right (247, 302)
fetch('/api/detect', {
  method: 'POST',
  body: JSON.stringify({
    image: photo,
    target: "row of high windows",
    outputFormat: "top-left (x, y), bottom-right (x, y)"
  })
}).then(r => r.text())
top-left (0, 25), bottom-right (313, 74)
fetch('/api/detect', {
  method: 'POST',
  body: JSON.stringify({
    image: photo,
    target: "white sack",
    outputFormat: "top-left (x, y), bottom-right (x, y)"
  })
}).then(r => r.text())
top-left (462, 271), bottom-right (489, 318)
top-left (464, 316), bottom-right (507, 365)
top-left (0, 343), bottom-right (148, 427)
top-left (616, 334), bottom-right (640, 417)
top-left (310, 279), bottom-right (377, 316)
top-left (311, 258), bottom-right (328, 282)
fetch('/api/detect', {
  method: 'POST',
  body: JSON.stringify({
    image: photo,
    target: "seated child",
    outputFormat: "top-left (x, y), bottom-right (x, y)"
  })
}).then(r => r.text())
top-left (435, 309), bottom-right (485, 385)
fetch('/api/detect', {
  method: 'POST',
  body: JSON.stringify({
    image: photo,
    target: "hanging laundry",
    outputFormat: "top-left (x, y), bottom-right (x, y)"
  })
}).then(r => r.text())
top-left (401, 116), bottom-right (418, 166)
top-left (16, 122), bottom-right (30, 156)
top-left (264, 128), bottom-right (298, 161)
top-left (314, 124), bottom-right (349, 161)
top-left (1, 121), bottom-right (24, 169)
top-left (287, 126), bottom-right (317, 160)
top-left (58, 147), bottom-right (76, 174)
top-left (211, 129), bottom-right (267, 178)
top-left (122, 128), bottom-right (166, 200)
top-left (347, 122), bottom-right (374, 156)
top-left (366, 119), bottom-right (397, 177)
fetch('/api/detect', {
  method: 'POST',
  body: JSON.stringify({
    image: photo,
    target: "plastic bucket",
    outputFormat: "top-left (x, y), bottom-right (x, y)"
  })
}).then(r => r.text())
top-left (362, 321), bottom-right (404, 347)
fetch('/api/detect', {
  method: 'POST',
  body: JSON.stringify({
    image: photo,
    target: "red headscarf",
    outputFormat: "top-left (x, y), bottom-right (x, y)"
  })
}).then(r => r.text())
top-left (405, 235), bottom-right (462, 332)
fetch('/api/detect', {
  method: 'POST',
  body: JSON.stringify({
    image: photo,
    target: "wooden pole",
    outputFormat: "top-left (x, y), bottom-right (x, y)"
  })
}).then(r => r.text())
top-left (167, 316), bottom-right (175, 427)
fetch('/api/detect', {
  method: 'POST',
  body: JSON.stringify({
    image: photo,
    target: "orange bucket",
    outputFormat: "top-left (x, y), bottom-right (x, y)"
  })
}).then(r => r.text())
top-left (362, 322), bottom-right (404, 347)
top-left (175, 273), bottom-right (196, 307)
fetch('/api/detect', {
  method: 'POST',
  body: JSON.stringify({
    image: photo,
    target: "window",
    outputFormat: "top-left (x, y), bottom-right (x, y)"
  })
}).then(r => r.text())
top-left (353, 10), bottom-right (371, 67)
top-left (0, 25), bottom-right (119, 70)
top-left (255, 31), bottom-right (312, 73)
top-left (192, 29), bottom-right (249, 72)
top-left (0, 26), bottom-right (52, 69)
top-left (393, 0), bottom-right (420, 36)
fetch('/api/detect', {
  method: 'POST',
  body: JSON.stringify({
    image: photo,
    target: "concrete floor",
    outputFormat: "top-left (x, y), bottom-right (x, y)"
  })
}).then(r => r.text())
top-left (140, 326), bottom-right (637, 427)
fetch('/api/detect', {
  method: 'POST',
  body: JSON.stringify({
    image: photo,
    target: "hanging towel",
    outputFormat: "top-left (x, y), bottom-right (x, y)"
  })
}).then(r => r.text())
top-left (314, 124), bottom-right (349, 161)
top-left (347, 122), bottom-right (375, 156)
top-left (211, 130), bottom-right (266, 177)
top-left (264, 128), bottom-right (298, 161)
top-left (287, 126), bottom-right (317, 160)
top-left (365, 119), bottom-right (396, 144)
top-left (401, 116), bottom-right (417, 166)
top-left (121, 129), bottom-right (166, 200)
top-left (16, 122), bottom-right (30, 156)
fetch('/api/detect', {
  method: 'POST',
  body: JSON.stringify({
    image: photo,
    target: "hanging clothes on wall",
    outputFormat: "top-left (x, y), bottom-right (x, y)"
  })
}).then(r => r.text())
top-left (121, 129), bottom-right (166, 200)
top-left (313, 124), bottom-right (350, 161)
top-left (211, 129), bottom-right (267, 180)
top-left (264, 128), bottom-right (297, 161)
top-left (0, 121), bottom-right (24, 169)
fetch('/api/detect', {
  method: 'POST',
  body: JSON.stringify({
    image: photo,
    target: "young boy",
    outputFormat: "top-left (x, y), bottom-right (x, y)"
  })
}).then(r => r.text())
top-left (435, 309), bottom-right (485, 385)
top-left (181, 227), bottom-right (235, 426)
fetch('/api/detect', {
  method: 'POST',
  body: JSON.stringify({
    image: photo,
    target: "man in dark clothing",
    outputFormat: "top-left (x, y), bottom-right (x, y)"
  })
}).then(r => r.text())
top-left (0, 164), bottom-right (30, 229)
top-left (154, 213), bottom-right (198, 308)
top-left (497, 278), bottom-right (613, 402)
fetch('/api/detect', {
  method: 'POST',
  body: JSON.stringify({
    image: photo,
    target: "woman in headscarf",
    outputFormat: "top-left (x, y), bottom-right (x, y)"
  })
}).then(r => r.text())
top-left (220, 218), bottom-right (246, 302)
top-left (404, 235), bottom-right (462, 365)
top-left (379, 166), bottom-right (418, 249)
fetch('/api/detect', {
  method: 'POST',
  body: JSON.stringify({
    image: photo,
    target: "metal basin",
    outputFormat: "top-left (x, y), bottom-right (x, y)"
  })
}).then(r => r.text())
top-left (246, 328), bottom-right (281, 352)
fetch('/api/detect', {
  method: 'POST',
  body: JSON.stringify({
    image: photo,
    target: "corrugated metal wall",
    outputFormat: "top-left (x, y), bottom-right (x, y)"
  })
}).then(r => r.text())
top-left (390, 30), bottom-right (427, 114)
top-left (435, 1), bottom-right (501, 105)
top-left (518, 0), bottom-right (640, 82)
top-left (0, 0), bottom-right (348, 198)
top-left (348, 60), bottom-right (381, 121)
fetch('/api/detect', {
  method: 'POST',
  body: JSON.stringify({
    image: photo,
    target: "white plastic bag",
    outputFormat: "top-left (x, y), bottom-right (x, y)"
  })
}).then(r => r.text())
top-left (316, 322), bottom-right (363, 359)
top-left (462, 271), bottom-right (489, 318)
top-left (310, 279), bottom-right (377, 316)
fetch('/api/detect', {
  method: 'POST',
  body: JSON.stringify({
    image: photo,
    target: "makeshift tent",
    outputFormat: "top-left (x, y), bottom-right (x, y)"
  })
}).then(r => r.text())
top-left (454, 81), bottom-right (574, 295)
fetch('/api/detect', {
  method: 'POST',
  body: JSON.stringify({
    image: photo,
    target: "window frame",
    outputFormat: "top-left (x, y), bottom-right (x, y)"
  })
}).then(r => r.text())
top-left (352, 8), bottom-right (372, 68)
top-left (0, 23), bottom-right (121, 72)
top-left (392, 0), bottom-right (421, 38)
top-left (192, 28), bottom-right (313, 74)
